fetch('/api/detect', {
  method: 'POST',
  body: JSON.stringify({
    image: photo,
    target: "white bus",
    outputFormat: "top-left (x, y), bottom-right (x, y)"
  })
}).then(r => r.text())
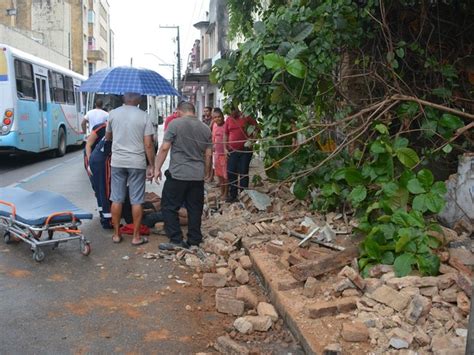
top-left (0, 44), bottom-right (87, 156)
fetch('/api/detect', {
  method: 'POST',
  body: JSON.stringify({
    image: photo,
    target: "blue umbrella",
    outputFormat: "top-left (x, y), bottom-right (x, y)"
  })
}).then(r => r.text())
top-left (79, 66), bottom-right (179, 96)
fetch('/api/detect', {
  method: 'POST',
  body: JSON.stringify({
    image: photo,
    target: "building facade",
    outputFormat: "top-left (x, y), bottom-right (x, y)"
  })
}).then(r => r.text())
top-left (183, 0), bottom-right (229, 118)
top-left (0, 0), bottom-right (113, 75)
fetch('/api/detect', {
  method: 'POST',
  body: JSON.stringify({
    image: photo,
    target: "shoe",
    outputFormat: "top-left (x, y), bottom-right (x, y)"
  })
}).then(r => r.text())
top-left (159, 241), bottom-right (189, 251)
top-left (112, 235), bottom-right (123, 243)
top-left (131, 236), bottom-right (149, 246)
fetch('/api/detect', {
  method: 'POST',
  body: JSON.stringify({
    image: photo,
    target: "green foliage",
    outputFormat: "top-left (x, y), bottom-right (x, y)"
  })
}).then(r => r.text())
top-left (215, 0), bottom-right (469, 277)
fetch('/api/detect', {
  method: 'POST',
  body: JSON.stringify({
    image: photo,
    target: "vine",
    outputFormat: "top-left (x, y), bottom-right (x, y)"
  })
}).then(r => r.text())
top-left (212, 0), bottom-right (473, 277)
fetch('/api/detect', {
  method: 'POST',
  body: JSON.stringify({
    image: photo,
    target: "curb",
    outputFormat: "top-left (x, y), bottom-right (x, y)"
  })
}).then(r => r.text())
top-left (247, 248), bottom-right (318, 355)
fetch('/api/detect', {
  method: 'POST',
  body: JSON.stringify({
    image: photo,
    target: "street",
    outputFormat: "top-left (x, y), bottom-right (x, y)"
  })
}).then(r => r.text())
top-left (0, 148), bottom-right (301, 354)
top-left (0, 149), bottom-right (229, 353)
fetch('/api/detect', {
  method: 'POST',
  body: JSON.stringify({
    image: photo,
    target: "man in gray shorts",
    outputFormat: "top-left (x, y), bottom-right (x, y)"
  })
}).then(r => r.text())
top-left (105, 92), bottom-right (155, 245)
top-left (154, 101), bottom-right (212, 250)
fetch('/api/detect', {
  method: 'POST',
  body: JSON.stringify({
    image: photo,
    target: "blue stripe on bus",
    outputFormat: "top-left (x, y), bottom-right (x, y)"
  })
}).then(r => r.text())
top-left (0, 75), bottom-right (8, 81)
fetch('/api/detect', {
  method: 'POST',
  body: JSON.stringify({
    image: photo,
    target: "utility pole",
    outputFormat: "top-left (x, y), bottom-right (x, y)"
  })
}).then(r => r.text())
top-left (159, 63), bottom-right (175, 110)
top-left (159, 25), bottom-right (181, 96)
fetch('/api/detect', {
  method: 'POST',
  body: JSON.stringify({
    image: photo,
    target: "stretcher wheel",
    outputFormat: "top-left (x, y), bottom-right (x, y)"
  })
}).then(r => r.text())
top-left (3, 232), bottom-right (11, 244)
top-left (33, 249), bottom-right (45, 262)
top-left (81, 242), bottom-right (91, 256)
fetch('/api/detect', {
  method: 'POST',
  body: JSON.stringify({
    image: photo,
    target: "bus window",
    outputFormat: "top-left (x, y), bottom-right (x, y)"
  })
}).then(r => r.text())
top-left (74, 88), bottom-right (82, 113)
top-left (64, 76), bottom-right (75, 104)
top-left (14, 59), bottom-right (36, 100)
top-left (49, 71), bottom-right (66, 103)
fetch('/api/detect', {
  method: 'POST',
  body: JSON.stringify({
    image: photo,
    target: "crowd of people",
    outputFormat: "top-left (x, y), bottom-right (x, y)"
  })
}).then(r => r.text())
top-left (83, 94), bottom-right (257, 250)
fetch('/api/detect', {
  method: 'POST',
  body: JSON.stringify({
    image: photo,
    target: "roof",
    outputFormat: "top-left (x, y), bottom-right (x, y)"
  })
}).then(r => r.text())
top-left (193, 20), bottom-right (210, 30)
top-left (0, 43), bottom-right (86, 80)
top-left (182, 72), bottom-right (210, 85)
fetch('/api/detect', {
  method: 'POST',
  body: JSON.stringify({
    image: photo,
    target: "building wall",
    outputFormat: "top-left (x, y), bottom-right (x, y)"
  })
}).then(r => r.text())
top-left (70, 0), bottom-right (86, 74)
top-left (0, 0), bottom-right (113, 75)
top-left (0, 23), bottom-right (70, 67)
top-left (0, 0), bottom-right (33, 29)
top-left (31, 0), bottom-right (72, 68)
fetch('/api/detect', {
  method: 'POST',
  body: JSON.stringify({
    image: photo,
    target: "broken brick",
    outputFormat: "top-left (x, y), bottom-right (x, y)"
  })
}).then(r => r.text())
top-left (303, 277), bottom-right (318, 298)
top-left (215, 287), bottom-right (245, 316)
top-left (266, 243), bottom-right (286, 256)
top-left (307, 297), bottom-right (358, 319)
top-left (338, 266), bottom-right (366, 290)
top-left (277, 277), bottom-right (304, 291)
top-left (341, 322), bottom-right (369, 342)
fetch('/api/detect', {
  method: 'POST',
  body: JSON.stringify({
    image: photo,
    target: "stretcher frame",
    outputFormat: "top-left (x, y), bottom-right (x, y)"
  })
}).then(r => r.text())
top-left (0, 200), bottom-right (91, 262)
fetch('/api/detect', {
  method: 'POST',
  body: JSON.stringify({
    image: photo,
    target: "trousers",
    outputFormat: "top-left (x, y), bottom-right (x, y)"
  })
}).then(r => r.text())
top-left (227, 150), bottom-right (253, 199)
top-left (161, 170), bottom-right (204, 245)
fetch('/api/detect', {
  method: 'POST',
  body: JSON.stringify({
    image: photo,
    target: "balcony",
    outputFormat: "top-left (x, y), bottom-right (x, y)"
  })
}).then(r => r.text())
top-left (87, 49), bottom-right (106, 61)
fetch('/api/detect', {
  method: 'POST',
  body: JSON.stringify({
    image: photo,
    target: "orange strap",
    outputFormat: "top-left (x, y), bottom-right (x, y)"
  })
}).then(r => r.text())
top-left (45, 211), bottom-right (76, 226)
top-left (0, 200), bottom-right (16, 218)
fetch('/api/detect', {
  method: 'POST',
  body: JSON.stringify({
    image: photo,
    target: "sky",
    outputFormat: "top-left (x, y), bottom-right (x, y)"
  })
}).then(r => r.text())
top-left (108, 0), bottom-right (209, 82)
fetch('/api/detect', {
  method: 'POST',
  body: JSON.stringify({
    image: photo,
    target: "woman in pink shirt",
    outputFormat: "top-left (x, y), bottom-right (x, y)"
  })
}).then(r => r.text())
top-left (212, 108), bottom-right (228, 200)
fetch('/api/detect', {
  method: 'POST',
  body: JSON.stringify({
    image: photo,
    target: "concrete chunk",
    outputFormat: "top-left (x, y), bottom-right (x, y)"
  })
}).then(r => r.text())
top-left (202, 273), bottom-right (227, 288)
top-left (257, 302), bottom-right (278, 322)
top-left (235, 267), bottom-right (249, 285)
top-left (215, 336), bottom-right (249, 355)
top-left (243, 315), bottom-right (272, 332)
top-left (366, 285), bottom-right (411, 311)
top-left (236, 286), bottom-right (259, 308)
top-left (233, 317), bottom-right (253, 334)
top-left (405, 295), bottom-right (431, 324)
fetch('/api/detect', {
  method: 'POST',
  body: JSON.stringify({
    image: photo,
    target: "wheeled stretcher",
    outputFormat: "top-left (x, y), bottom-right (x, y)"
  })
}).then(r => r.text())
top-left (0, 187), bottom-right (92, 262)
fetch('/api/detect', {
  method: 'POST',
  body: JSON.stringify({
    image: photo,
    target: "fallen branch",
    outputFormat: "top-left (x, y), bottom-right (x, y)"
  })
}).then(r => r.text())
top-left (392, 94), bottom-right (474, 121)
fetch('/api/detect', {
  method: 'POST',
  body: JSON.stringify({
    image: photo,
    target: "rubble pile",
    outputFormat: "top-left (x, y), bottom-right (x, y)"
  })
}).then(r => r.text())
top-left (148, 184), bottom-right (473, 354)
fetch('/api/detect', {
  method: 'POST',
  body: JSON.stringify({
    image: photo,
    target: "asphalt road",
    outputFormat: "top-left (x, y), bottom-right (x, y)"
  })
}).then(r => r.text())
top-left (0, 148), bottom-right (230, 353)
top-left (0, 133), bottom-right (302, 354)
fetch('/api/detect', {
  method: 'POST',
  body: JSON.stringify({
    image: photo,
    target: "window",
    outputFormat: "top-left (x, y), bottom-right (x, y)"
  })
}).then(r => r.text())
top-left (64, 76), bottom-right (75, 104)
top-left (99, 3), bottom-right (108, 22)
top-left (75, 89), bottom-right (82, 113)
top-left (88, 62), bottom-right (95, 77)
top-left (100, 25), bottom-right (107, 41)
top-left (48, 71), bottom-right (66, 103)
top-left (88, 10), bottom-right (95, 23)
top-left (14, 59), bottom-right (36, 99)
top-left (88, 36), bottom-right (96, 50)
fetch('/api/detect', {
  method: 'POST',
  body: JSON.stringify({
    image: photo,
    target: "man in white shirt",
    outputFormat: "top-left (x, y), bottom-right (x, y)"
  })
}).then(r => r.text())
top-left (81, 98), bottom-right (109, 134)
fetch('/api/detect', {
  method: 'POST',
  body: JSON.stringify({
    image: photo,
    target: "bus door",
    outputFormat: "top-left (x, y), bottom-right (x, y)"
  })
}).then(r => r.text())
top-left (74, 85), bottom-right (82, 128)
top-left (35, 76), bottom-right (48, 149)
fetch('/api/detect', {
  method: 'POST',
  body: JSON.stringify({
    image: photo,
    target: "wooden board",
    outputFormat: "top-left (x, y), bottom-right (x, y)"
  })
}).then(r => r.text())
top-left (289, 246), bottom-right (359, 281)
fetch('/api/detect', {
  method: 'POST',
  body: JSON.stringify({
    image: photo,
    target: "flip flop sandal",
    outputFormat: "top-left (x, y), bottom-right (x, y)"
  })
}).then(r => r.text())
top-left (131, 236), bottom-right (148, 246)
top-left (112, 235), bottom-right (123, 243)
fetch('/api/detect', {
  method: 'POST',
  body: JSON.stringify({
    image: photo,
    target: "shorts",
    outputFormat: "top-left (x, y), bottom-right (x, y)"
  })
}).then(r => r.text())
top-left (110, 167), bottom-right (146, 205)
